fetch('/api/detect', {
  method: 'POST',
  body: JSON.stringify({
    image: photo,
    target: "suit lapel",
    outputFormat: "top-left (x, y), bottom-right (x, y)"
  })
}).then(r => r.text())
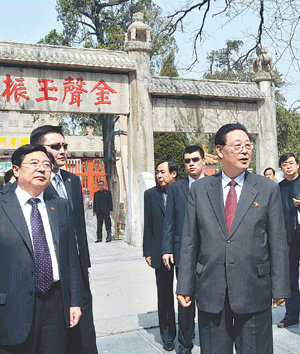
top-left (179, 178), bottom-right (189, 201)
top-left (44, 195), bottom-right (60, 258)
top-left (154, 186), bottom-right (165, 215)
top-left (1, 190), bottom-right (34, 258)
top-left (61, 170), bottom-right (73, 210)
top-left (207, 174), bottom-right (228, 238)
top-left (228, 172), bottom-right (258, 239)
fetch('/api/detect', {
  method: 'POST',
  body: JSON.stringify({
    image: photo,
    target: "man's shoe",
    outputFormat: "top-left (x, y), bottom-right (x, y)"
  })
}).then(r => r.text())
top-left (277, 319), bottom-right (299, 328)
top-left (95, 239), bottom-right (102, 243)
top-left (163, 341), bottom-right (174, 351)
top-left (178, 346), bottom-right (192, 354)
top-left (105, 238), bottom-right (111, 243)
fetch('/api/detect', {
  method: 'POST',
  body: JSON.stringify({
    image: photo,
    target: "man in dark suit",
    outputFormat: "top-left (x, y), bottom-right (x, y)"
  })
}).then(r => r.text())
top-left (30, 126), bottom-right (97, 354)
top-left (162, 145), bottom-right (205, 354)
top-left (93, 181), bottom-right (113, 242)
top-left (0, 144), bottom-right (81, 354)
top-left (143, 159), bottom-right (178, 352)
top-left (177, 123), bottom-right (290, 354)
top-left (277, 152), bottom-right (300, 328)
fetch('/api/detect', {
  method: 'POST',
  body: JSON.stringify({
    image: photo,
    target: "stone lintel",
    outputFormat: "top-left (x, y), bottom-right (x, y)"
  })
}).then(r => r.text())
top-left (150, 77), bottom-right (265, 101)
top-left (0, 41), bottom-right (136, 72)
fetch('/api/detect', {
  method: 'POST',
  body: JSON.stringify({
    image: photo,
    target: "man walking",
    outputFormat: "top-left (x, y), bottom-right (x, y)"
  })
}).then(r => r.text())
top-left (177, 123), bottom-right (290, 354)
top-left (0, 145), bottom-right (81, 354)
top-left (277, 153), bottom-right (300, 328)
top-left (162, 145), bottom-right (205, 354)
top-left (30, 126), bottom-right (97, 354)
top-left (143, 159), bottom-right (178, 351)
top-left (93, 181), bottom-right (113, 243)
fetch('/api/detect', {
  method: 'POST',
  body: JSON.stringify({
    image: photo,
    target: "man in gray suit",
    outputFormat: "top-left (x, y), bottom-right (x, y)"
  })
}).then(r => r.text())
top-left (177, 123), bottom-right (290, 354)
top-left (162, 145), bottom-right (206, 354)
top-left (0, 144), bottom-right (81, 354)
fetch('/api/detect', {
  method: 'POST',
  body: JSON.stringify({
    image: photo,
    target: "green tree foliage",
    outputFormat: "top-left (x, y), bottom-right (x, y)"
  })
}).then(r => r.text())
top-left (154, 132), bottom-right (190, 178)
top-left (159, 49), bottom-right (178, 77)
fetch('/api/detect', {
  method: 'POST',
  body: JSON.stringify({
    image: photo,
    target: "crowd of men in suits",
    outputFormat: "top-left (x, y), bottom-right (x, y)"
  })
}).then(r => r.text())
top-left (143, 123), bottom-right (299, 354)
top-left (0, 125), bottom-right (98, 354)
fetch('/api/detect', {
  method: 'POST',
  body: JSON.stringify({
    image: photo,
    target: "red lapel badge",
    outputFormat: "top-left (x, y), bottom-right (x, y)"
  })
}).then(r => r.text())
top-left (254, 202), bottom-right (260, 207)
top-left (67, 178), bottom-right (71, 182)
top-left (50, 206), bottom-right (55, 211)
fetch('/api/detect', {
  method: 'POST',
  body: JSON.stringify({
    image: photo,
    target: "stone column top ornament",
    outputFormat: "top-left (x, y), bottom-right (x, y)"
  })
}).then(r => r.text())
top-left (251, 47), bottom-right (275, 82)
top-left (125, 12), bottom-right (152, 52)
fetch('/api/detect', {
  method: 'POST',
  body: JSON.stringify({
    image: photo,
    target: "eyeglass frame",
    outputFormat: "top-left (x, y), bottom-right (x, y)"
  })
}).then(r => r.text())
top-left (224, 142), bottom-right (254, 153)
top-left (44, 143), bottom-right (68, 151)
top-left (183, 157), bottom-right (202, 164)
top-left (21, 161), bottom-right (52, 171)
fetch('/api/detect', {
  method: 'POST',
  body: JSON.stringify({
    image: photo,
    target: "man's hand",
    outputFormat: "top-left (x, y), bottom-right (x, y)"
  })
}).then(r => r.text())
top-left (70, 307), bottom-right (82, 328)
top-left (292, 197), bottom-right (300, 207)
top-left (162, 253), bottom-right (174, 271)
top-left (93, 212), bottom-right (96, 216)
top-left (145, 256), bottom-right (152, 267)
top-left (177, 294), bottom-right (192, 307)
top-left (110, 211), bottom-right (112, 216)
top-left (273, 298), bottom-right (286, 308)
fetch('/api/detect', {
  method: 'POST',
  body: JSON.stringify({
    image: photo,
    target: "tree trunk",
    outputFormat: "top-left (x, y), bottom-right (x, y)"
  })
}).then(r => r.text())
top-left (102, 114), bottom-right (120, 232)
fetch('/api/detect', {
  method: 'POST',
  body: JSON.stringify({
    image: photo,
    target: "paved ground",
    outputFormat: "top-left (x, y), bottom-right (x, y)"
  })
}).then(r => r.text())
top-left (87, 228), bottom-right (300, 353)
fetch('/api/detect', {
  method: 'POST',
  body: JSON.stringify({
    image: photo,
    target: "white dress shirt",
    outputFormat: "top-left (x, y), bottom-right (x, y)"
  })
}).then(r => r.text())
top-left (221, 171), bottom-right (245, 206)
top-left (15, 185), bottom-right (60, 281)
top-left (51, 170), bottom-right (68, 198)
top-left (188, 172), bottom-right (205, 189)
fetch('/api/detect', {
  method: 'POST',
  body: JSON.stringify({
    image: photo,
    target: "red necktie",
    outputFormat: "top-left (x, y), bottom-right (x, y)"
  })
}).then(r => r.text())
top-left (225, 180), bottom-right (237, 232)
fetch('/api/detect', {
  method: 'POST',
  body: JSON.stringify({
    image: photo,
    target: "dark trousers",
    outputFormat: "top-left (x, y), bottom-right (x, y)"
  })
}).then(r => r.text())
top-left (67, 267), bottom-right (98, 354)
top-left (0, 283), bottom-right (67, 354)
top-left (198, 295), bottom-right (273, 354)
top-left (155, 263), bottom-right (176, 344)
top-left (96, 213), bottom-right (111, 240)
top-left (285, 238), bottom-right (300, 322)
top-left (175, 267), bottom-right (195, 351)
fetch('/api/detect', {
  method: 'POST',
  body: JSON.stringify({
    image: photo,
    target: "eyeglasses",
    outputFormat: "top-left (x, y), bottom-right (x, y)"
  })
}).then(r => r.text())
top-left (225, 143), bottom-right (253, 153)
top-left (184, 157), bottom-right (201, 164)
top-left (44, 143), bottom-right (68, 151)
top-left (21, 161), bottom-right (52, 171)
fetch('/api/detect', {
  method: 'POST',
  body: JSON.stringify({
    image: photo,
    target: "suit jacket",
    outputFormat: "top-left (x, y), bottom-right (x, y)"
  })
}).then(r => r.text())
top-left (93, 189), bottom-right (113, 215)
top-left (0, 186), bottom-right (80, 346)
top-left (143, 185), bottom-right (166, 269)
top-left (163, 177), bottom-right (189, 267)
top-left (46, 170), bottom-right (91, 282)
top-left (279, 175), bottom-right (300, 245)
top-left (177, 172), bottom-right (290, 315)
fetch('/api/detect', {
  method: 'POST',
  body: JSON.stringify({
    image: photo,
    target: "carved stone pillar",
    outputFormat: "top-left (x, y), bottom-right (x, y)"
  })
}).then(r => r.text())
top-left (251, 48), bottom-right (278, 174)
top-left (125, 13), bottom-right (154, 247)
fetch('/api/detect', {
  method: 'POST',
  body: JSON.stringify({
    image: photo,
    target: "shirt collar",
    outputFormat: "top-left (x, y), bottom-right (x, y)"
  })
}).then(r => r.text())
top-left (188, 173), bottom-right (205, 184)
top-left (222, 171), bottom-right (245, 189)
top-left (51, 169), bottom-right (63, 181)
top-left (15, 185), bottom-right (45, 208)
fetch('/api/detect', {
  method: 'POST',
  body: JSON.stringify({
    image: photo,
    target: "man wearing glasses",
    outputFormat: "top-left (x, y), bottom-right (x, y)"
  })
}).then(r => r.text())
top-left (30, 126), bottom-right (97, 354)
top-left (0, 144), bottom-right (81, 353)
top-left (162, 145), bottom-right (205, 354)
top-left (177, 123), bottom-right (290, 354)
top-left (277, 153), bottom-right (300, 328)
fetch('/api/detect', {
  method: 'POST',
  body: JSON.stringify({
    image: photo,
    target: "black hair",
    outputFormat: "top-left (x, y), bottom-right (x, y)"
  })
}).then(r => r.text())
top-left (279, 152), bottom-right (299, 167)
top-left (11, 144), bottom-right (55, 167)
top-left (263, 167), bottom-right (275, 176)
top-left (214, 123), bottom-right (251, 146)
top-left (155, 159), bottom-right (178, 178)
top-left (183, 145), bottom-right (205, 159)
top-left (30, 125), bottom-right (64, 145)
top-left (4, 169), bottom-right (14, 184)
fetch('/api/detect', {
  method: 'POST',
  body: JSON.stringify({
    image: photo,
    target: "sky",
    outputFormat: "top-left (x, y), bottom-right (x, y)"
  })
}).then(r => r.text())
top-left (0, 0), bottom-right (298, 108)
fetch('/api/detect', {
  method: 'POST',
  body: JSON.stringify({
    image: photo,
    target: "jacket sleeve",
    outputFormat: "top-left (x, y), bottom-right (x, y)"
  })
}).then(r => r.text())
top-left (162, 183), bottom-right (176, 255)
top-left (143, 190), bottom-right (152, 258)
top-left (267, 183), bottom-right (290, 299)
top-left (176, 183), bottom-right (200, 296)
top-left (93, 193), bottom-right (97, 213)
top-left (108, 191), bottom-right (113, 212)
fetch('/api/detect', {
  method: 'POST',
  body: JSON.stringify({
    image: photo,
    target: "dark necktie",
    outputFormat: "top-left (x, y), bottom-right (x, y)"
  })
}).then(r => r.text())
top-left (225, 180), bottom-right (238, 232)
top-left (28, 198), bottom-right (54, 294)
top-left (54, 174), bottom-right (66, 199)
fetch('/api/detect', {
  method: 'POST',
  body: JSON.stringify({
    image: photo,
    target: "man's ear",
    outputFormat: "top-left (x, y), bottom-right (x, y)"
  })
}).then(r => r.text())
top-left (171, 171), bottom-right (177, 179)
top-left (12, 165), bottom-right (20, 179)
top-left (215, 145), bottom-right (223, 160)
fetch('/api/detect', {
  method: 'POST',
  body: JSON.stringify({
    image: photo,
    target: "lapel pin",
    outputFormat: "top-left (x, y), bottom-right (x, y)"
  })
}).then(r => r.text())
top-left (50, 206), bottom-right (55, 211)
top-left (254, 202), bottom-right (260, 207)
top-left (67, 178), bottom-right (71, 182)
